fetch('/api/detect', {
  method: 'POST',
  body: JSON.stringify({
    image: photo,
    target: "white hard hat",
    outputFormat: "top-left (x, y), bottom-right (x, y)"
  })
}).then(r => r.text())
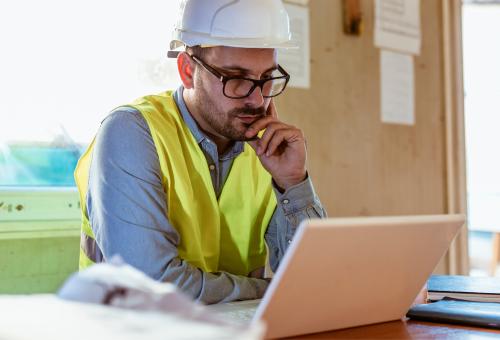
top-left (168, 0), bottom-right (297, 57)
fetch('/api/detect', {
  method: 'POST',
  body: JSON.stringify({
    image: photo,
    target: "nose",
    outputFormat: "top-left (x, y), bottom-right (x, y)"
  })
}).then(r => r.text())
top-left (244, 85), bottom-right (265, 108)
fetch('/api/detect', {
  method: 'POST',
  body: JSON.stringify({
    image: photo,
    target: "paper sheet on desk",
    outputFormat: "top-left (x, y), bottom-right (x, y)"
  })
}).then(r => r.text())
top-left (0, 259), bottom-right (263, 340)
top-left (0, 295), bottom-right (261, 340)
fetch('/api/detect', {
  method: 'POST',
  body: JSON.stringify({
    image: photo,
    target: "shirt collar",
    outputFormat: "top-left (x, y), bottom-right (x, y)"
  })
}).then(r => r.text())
top-left (173, 86), bottom-right (205, 144)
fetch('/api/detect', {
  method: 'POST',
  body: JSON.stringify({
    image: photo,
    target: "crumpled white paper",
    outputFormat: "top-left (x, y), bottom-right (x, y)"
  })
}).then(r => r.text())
top-left (58, 257), bottom-right (214, 321)
top-left (0, 258), bottom-right (264, 340)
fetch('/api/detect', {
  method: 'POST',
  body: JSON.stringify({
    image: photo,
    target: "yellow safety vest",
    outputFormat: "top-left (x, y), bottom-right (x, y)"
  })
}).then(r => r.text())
top-left (75, 91), bottom-right (277, 276)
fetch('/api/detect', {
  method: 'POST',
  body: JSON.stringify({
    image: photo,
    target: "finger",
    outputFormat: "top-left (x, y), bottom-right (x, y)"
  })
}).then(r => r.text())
top-left (266, 99), bottom-right (278, 119)
top-left (265, 129), bottom-right (302, 156)
top-left (248, 267), bottom-right (264, 278)
top-left (245, 116), bottom-right (279, 139)
top-left (247, 139), bottom-right (259, 152)
top-left (256, 122), bottom-right (290, 155)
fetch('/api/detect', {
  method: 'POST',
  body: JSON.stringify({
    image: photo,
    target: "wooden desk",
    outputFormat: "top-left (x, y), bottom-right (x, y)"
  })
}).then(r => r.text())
top-left (289, 319), bottom-right (500, 339)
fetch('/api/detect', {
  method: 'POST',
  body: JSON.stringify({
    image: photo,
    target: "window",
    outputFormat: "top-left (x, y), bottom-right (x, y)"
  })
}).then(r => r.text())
top-left (0, 0), bottom-right (182, 189)
top-left (463, 2), bottom-right (500, 276)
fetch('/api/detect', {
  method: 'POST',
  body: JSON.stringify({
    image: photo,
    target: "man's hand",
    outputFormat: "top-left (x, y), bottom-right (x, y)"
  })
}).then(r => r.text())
top-left (412, 284), bottom-right (428, 306)
top-left (248, 267), bottom-right (265, 279)
top-left (246, 100), bottom-right (307, 191)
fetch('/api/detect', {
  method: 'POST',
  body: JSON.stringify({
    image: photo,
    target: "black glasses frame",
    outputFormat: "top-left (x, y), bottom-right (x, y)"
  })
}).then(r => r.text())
top-left (188, 54), bottom-right (290, 99)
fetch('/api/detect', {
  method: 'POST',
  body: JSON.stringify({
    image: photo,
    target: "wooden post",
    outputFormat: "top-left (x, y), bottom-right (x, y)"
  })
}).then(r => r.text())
top-left (491, 233), bottom-right (500, 276)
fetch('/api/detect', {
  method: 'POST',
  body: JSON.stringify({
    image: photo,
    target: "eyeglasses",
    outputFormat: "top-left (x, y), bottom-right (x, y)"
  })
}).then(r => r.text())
top-left (188, 54), bottom-right (290, 99)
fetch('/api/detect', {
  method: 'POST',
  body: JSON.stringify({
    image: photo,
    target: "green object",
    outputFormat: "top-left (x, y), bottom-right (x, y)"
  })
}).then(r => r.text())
top-left (0, 235), bottom-right (79, 294)
top-left (0, 190), bottom-right (81, 294)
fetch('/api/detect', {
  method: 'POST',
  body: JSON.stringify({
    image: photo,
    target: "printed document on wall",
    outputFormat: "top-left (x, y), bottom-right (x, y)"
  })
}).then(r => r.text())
top-left (375, 0), bottom-right (421, 55)
top-left (380, 50), bottom-right (415, 125)
top-left (280, 3), bottom-right (310, 88)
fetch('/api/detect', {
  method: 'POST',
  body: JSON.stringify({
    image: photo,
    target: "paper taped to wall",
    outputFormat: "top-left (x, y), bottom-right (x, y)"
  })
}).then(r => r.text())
top-left (380, 49), bottom-right (415, 125)
top-left (375, 0), bottom-right (421, 55)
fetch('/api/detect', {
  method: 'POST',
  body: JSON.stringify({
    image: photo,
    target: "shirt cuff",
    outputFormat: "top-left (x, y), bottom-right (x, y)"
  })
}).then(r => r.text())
top-left (273, 176), bottom-right (319, 215)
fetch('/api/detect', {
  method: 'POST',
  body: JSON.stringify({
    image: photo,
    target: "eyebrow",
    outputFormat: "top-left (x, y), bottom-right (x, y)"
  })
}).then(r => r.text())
top-left (219, 65), bottom-right (279, 75)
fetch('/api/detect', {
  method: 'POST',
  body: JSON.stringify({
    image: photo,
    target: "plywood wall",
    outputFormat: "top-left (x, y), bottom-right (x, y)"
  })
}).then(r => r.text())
top-left (276, 0), bottom-right (447, 217)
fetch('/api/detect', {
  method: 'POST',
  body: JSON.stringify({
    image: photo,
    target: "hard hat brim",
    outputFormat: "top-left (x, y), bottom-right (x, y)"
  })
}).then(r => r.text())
top-left (167, 32), bottom-right (299, 58)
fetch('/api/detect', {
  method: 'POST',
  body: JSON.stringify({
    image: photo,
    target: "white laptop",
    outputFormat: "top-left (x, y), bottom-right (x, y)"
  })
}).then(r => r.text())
top-left (209, 214), bottom-right (465, 339)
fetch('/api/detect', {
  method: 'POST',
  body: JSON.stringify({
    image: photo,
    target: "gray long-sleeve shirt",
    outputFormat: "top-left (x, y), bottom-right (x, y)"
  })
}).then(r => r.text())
top-left (86, 86), bottom-right (326, 304)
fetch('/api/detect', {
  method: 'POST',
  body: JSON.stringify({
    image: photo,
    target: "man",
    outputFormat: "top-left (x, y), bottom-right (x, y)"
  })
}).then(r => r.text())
top-left (75, 0), bottom-right (326, 304)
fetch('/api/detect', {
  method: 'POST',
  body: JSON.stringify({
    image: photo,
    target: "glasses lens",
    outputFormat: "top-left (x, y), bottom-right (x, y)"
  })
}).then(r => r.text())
top-left (262, 78), bottom-right (288, 97)
top-left (224, 79), bottom-right (255, 98)
top-left (224, 77), bottom-right (288, 98)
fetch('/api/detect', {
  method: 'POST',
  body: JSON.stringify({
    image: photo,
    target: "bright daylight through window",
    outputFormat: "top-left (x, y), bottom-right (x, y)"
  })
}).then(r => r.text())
top-left (463, 1), bottom-right (500, 276)
top-left (0, 0), bottom-right (181, 187)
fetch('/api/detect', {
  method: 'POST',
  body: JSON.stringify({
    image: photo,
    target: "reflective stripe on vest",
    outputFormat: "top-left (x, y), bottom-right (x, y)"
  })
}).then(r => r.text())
top-left (74, 91), bottom-right (277, 275)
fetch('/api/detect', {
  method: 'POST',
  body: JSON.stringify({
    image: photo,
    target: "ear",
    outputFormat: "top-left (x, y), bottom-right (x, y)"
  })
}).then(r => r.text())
top-left (177, 52), bottom-right (195, 89)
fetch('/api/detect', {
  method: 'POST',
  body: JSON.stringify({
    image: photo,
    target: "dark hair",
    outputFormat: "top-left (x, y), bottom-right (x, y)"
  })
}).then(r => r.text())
top-left (186, 45), bottom-right (210, 59)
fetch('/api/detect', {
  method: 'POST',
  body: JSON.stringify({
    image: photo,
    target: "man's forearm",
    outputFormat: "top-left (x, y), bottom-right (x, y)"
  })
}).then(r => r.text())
top-left (265, 176), bottom-right (327, 272)
top-left (159, 257), bottom-right (269, 304)
top-left (88, 108), bottom-right (268, 304)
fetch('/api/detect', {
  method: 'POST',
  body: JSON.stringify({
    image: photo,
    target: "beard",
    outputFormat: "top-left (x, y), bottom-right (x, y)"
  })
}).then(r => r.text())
top-left (193, 80), bottom-right (266, 141)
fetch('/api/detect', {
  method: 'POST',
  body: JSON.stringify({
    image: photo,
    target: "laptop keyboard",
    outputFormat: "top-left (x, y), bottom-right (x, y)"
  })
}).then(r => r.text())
top-left (223, 306), bottom-right (258, 322)
top-left (208, 299), bottom-right (260, 323)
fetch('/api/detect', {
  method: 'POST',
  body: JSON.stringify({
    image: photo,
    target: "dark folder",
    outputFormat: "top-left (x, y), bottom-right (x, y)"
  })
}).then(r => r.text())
top-left (428, 275), bottom-right (500, 302)
top-left (407, 298), bottom-right (500, 329)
